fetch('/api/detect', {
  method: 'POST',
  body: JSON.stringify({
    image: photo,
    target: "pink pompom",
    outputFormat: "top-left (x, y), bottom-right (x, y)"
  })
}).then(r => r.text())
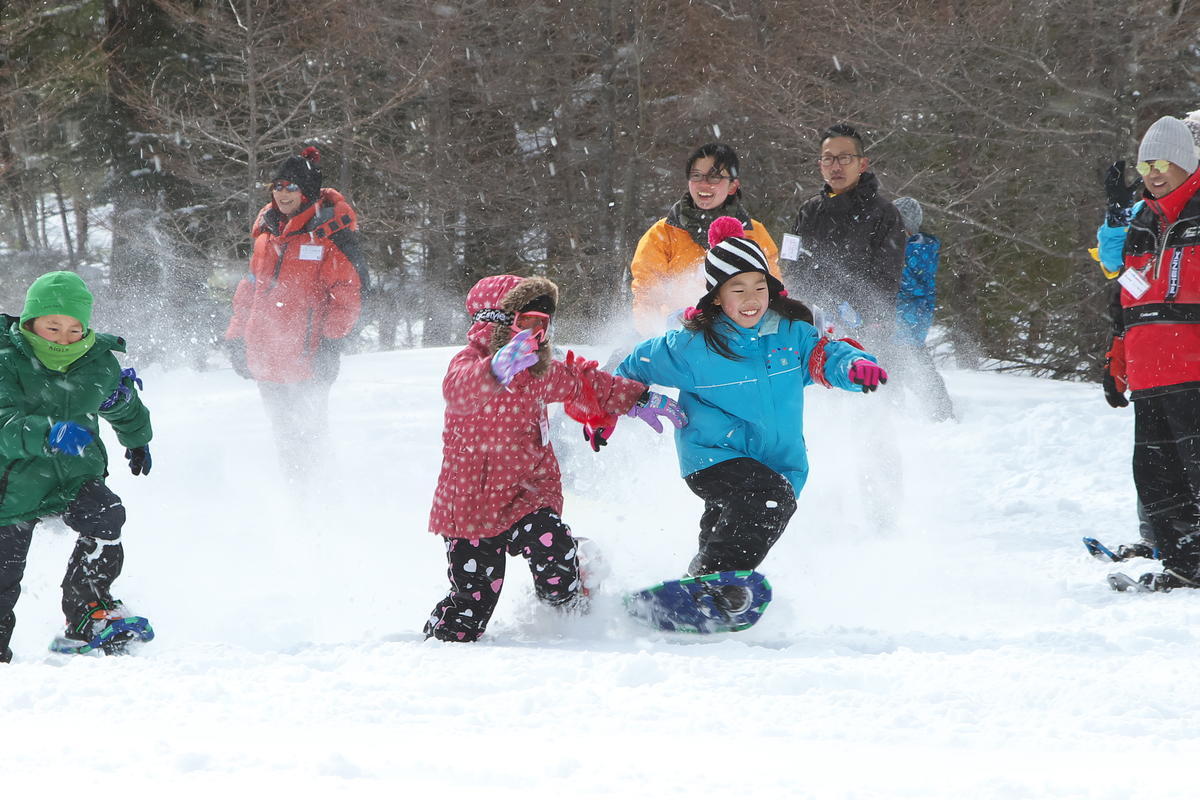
top-left (682, 306), bottom-right (701, 321)
top-left (779, 289), bottom-right (789, 297)
top-left (301, 146), bottom-right (321, 163)
top-left (707, 216), bottom-right (745, 248)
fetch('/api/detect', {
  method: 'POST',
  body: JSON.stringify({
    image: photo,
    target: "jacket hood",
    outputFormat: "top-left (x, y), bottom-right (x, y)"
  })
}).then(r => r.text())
top-left (465, 275), bottom-right (559, 376)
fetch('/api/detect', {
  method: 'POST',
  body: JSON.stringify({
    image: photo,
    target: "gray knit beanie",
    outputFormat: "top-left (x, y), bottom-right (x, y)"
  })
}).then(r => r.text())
top-left (1139, 116), bottom-right (1199, 174)
top-left (894, 197), bottom-right (923, 234)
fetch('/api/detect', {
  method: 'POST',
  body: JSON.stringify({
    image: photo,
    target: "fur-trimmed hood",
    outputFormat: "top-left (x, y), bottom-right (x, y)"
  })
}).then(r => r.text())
top-left (465, 274), bottom-right (559, 376)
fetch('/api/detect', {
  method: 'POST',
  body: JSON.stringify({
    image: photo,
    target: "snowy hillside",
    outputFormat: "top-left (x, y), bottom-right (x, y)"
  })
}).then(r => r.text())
top-left (5, 346), bottom-right (1199, 799)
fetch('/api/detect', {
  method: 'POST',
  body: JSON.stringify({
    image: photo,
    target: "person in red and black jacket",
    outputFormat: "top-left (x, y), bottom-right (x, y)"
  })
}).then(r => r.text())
top-left (225, 147), bottom-right (364, 482)
top-left (1104, 116), bottom-right (1200, 591)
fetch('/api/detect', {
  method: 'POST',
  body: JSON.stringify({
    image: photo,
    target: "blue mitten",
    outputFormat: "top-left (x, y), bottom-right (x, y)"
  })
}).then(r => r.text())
top-left (48, 421), bottom-right (94, 456)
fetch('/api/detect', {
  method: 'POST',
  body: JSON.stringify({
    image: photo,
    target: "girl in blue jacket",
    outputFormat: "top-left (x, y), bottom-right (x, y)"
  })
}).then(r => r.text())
top-left (616, 217), bottom-right (888, 581)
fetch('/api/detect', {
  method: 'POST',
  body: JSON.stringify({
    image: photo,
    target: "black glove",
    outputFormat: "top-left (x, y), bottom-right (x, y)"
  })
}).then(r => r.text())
top-left (1102, 374), bottom-right (1129, 408)
top-left (312, 338), bottom-right (343, 383)
top-left (125, 446), bottom-right (152, 476)
top-left (582, 423), bottom-right (611, 452)
top-left (226, 340), bottom-right (252, 379)
top-left (1104, 161), bottom-right (1143, 227)
top-left (1103, 337), bottom-right (1129, 408)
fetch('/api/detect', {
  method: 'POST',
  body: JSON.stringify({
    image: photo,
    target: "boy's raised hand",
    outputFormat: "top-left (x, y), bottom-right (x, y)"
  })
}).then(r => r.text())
top-left (626, 390), bottom-right (687, 433)
top-left (47, 421), bottom-right (93, 456)
top-left (491, 328), bottom-right (539, 386)
top-left (849, 360), bottom-right (888, 393)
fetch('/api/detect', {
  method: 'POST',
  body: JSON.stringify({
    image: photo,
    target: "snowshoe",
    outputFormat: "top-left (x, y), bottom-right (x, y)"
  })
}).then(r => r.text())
top-left (625, 570), bottom-right (771, 634)
top-left (1084, 537), bottom-right (1156, 563)
top-left (50, 600), bottom-right (155, 656)
top-left (1108, 569), bottom-right (1200, 593)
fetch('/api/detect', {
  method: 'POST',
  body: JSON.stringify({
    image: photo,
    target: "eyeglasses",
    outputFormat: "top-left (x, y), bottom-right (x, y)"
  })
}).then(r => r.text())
top-left (512, 311), bottom-right (550, 343)
top-left (271, 180), bottom-right (301, 192)
top-left (688, 172), bottom-right (733, 185)
top-left (817, 154), bottom-right (863, 166)
top-left (1135, 159), bottom-right (1172, 177)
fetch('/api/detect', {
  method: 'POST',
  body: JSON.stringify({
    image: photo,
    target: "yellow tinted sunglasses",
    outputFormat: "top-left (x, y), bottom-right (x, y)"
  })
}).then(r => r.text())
top-left (1135, 159), bottom-right (1172, 177)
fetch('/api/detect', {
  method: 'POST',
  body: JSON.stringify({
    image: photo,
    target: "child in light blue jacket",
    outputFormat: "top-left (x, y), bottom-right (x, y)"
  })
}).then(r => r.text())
top-left (616, 217), bottom-right (888, 580)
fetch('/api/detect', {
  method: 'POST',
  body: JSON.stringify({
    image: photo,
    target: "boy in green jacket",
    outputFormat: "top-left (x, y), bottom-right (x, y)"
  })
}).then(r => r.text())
top-left (0, 271), bottom-right (154, 661)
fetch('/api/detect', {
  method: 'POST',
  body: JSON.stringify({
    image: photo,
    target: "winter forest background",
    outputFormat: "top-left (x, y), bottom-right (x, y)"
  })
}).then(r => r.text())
top-left (0, 0), bottom-right (1197, 377)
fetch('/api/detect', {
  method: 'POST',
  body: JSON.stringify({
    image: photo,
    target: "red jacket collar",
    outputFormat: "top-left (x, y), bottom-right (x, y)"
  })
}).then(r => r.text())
top-left (1145, 167), bottom-right (1200, 223)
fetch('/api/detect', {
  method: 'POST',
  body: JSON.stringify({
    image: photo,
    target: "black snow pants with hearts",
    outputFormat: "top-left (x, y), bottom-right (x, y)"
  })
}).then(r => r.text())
top-left (424, 507), bottom-right (584, 642)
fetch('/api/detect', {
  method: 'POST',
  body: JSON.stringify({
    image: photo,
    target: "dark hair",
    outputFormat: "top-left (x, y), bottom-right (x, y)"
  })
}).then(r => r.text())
top-left (682, 290), bottom-right (814, 361)
top-left (686, 142), bottom-right (742, 200)
top-left (819, 123), bottom-right (864, 155)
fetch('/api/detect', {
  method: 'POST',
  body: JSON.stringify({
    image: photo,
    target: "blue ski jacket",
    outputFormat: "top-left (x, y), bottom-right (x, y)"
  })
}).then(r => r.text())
top-left (616, 310), bottom-right (874, 497)
top-left (895, 232), bottom-right (941, 346)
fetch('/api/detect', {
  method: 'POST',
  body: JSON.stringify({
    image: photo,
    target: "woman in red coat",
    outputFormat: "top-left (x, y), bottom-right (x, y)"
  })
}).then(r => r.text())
top-left (225, 147), bottom-right (363, 482)
top-left (425, 274), bottom-right (685, 642)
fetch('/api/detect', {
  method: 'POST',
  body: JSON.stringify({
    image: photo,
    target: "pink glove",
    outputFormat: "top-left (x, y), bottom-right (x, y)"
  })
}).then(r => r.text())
top-left (491, 328), bottom-right (539, 386)
top-left (626, 391), bottom-right (687, 433)
top-left (848, 359), bottom-right (887, 393)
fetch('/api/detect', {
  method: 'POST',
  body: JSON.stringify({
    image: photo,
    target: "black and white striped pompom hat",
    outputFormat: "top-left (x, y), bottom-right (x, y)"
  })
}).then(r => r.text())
top-left (701, 216), bottom-right (784, 300)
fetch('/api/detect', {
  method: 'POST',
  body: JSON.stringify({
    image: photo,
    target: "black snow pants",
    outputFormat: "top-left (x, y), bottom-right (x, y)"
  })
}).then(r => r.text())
top-left (1132, 389), bottom-right (1200, 577)
top-left (424, 507), bottom-right (584, 642)
top-left (684, 457), bottom-right (797, 576)
top-left (0, 479), bottom-right (126, 662)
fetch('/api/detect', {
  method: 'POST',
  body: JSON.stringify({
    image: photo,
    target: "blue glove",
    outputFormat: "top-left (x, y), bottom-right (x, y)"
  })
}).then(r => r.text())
top-left (125, 446), bottom-right (151, 476)
top-left (48, 421), bottom-right (93, 456)
top-left (491, 328), bottom-right (539, 386)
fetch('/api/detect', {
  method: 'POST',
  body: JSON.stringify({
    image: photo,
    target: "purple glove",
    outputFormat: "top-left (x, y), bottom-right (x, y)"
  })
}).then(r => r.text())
top-left (491, 328), bottom-right (539, 386)
top-left (626, 391), bottom-right (687, 433)
top-left (848, 359), bottom-right (888, 393)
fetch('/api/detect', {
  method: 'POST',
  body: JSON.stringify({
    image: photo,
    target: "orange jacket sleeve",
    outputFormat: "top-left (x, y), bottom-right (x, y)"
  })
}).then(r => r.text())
top-left (318, 244), bottom-right (362, 339)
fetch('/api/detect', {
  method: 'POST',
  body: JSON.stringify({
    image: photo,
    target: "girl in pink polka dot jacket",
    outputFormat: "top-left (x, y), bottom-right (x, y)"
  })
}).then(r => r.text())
top-left (425, 274), bottom-right (686, 642)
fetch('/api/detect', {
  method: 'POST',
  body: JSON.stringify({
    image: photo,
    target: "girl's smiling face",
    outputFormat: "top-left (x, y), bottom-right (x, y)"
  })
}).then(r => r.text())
top-left (714, 271), bottom-right (769, 328)
top-left (688, 155), bottom-right (739, 211)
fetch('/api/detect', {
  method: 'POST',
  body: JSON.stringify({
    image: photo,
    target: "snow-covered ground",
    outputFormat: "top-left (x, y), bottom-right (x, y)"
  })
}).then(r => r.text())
top-left (4, 346), bottom-right (1197, 798)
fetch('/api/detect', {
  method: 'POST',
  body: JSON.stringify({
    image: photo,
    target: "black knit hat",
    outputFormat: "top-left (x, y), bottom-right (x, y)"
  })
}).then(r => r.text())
top-left (273, 146), bottom-right (322, 202)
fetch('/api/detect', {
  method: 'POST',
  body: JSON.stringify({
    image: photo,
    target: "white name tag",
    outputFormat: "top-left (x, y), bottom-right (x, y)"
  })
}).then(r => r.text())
top-left (1118, 267), bottom-right (1150, 299)
top-left (298, 244), bottom-right (324, 261)
top-left (539, 415), bottom-right (551, 446)
top-left (780, 233), bottom-right (801, 261)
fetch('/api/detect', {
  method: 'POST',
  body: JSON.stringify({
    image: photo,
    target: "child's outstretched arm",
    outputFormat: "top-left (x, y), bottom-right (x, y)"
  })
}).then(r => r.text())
top-left (808, 335), bottom-right (887, 394)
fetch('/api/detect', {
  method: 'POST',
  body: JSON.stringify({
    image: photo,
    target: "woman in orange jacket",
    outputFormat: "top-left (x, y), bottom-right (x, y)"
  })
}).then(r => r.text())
top-left (629, 143), bottom-right (782, 336)
top-left (225, 147), bottom-right (364, 483)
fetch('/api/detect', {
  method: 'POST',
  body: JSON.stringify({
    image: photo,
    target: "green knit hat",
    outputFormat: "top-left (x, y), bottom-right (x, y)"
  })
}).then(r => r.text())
top-left (20, 271), bottom-right (93, 330)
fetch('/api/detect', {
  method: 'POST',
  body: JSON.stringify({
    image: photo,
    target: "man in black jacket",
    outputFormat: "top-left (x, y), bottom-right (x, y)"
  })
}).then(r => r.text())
top-left (781, 123), bottom-right (906, 345)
